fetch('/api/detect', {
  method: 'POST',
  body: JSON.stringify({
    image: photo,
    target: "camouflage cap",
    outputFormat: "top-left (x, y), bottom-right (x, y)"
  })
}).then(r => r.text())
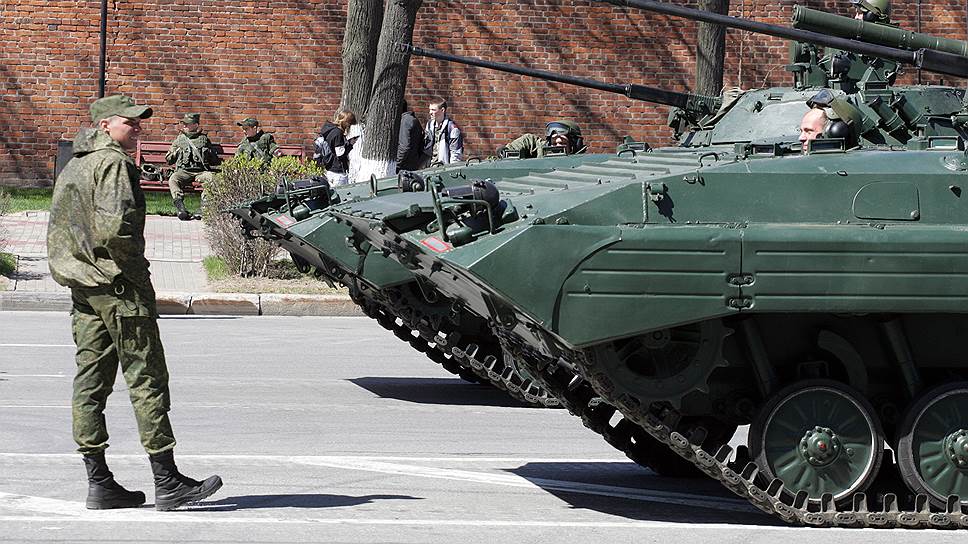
top-left (90, 95), bottom-right (153, 123)
top-left (180, 113), bottom-right (201, 125)
top-left (236, 117), bottom-right (260, 127)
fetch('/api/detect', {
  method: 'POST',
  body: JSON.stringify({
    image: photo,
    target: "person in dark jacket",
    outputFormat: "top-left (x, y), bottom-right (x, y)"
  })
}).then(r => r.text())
top-left (314, 109), bottom-right (355, 186)
top-left (396, 100), bottom-right (426, 171)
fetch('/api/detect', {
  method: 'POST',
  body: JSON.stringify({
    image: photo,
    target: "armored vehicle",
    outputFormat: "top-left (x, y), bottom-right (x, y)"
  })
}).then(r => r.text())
top-left (326, 0), bottom-right (968, 528)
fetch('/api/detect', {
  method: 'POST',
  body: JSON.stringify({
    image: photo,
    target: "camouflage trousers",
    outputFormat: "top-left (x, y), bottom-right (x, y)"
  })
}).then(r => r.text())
top-left (167, 169), bottom-right (214, 200)
top-left (70, 277), bottom-right (176, 456)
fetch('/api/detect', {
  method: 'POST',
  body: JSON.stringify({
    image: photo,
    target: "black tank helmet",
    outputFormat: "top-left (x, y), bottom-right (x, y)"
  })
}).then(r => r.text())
top-left (850, 0), bottom-right (890, 23)
top-left (545, 120), bottom-right (585, 154)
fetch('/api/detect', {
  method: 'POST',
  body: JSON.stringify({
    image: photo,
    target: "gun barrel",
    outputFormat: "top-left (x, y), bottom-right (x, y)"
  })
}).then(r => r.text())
top-left (793, 7), bottom-right (968, 58)
top-left (406, 44), bottom-right (699, 109)
top-left (597, 0), bottom-right (968, 78)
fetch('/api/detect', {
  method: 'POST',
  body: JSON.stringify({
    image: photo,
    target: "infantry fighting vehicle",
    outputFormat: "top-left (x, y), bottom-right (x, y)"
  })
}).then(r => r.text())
top-left (324, 0), bottom-right (968, 528)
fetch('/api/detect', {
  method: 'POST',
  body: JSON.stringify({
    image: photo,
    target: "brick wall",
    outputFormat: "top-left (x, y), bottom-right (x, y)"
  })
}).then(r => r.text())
top-left (1, 0), bottom-right (965, 186)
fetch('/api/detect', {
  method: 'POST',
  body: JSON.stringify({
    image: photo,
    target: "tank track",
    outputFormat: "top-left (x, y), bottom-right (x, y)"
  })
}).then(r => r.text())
top-left (349, 289), bottom-right (561, 408)
top-left (498, 330), bottom-right (968, 528)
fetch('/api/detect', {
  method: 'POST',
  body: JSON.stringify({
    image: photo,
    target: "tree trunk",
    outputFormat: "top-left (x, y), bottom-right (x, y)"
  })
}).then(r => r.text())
top-left (696, 0), bottom-right (729, 97)
top-left (340, 0), bottom-right (384, 121)
top-left (357, 0), bottom-right (423, 181)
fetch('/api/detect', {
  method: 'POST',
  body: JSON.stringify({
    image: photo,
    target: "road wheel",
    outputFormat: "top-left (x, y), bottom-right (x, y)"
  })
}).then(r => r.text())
top-left (749, 379), bottom-right (884, 506)
top-left (896, 381), bottom-right (968, 508)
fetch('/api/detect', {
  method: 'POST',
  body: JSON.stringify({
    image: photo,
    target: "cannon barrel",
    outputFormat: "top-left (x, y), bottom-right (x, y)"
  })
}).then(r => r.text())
top-left (596, 0), bottom-right (968, 78)
top-left (404, 44), bottom-right (721, 115)
top-left (793, 6), bottom-right (968, 58)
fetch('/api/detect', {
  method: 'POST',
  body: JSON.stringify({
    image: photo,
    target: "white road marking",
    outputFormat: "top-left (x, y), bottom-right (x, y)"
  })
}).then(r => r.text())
top-left (0, 405), bottom-right (72, 409)
top-left (0, 453), bottom-right (625, 463)
top-left (0, 492), bottom-right (195, 521)
top-left (0, 513), bottom-right (759, 528)
top-left (0, 453), bottom-right (753, 514)
top-left (293, 457), bottom-right (753, 511)
top-left (1, 375), bottom-right (67, 378)
top-left (0, 344), bottom-right (74, 348)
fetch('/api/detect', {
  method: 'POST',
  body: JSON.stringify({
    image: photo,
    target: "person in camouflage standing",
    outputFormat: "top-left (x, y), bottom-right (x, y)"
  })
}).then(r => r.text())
top-left (235, 117), bottom-right (280, 164)
top-left (48, 95), bottom-right (223, 511)
top-left (166, 113), bottom-right (219, 221)
top-left (498, 120), bottom-right (586, 159)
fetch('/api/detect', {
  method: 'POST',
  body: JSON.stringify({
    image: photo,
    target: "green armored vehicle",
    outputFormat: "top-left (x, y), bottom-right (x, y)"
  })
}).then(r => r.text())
top-left (328, 0), bottom-right (968, 528)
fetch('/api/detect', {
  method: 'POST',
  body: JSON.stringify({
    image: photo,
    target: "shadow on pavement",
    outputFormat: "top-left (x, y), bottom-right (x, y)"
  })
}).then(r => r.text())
top-left (349, 376), bottom-right (533, 408)
top-left (160, 316), bottom-right (243, 321)
top-left (507, 461), bottom-right (782, 526)
top-left (11, 256), bottom-right (46, 281)
top-left (201, 493), bottom-right (421, 511)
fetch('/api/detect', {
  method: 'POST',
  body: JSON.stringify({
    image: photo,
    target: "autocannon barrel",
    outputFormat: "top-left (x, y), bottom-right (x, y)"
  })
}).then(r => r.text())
top-left (404, 44), bottom-right (721, 116)
top-left (793, 6), bottom-right (968, 58)
top-left (595, 0), bottom-right (968, 78)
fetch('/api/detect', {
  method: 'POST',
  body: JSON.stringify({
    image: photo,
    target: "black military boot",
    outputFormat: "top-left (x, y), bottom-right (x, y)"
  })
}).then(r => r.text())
top-left (149, 450), bottom-right (222, 511)
top-left (82, 452), bottom-right (146, 510)
top-left (173, 198), bottom-right (191, 221)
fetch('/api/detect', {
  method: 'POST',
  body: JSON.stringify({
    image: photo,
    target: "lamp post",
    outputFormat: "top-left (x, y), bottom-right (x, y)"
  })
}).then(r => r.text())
top-left (98, 0), bottom-right (107, 97)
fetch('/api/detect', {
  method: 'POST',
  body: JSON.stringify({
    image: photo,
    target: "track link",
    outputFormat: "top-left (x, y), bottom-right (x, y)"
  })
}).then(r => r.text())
top-left (352, 290), bottom-right (560, 407)
top-left (498, 331), bottom-right (968, 528)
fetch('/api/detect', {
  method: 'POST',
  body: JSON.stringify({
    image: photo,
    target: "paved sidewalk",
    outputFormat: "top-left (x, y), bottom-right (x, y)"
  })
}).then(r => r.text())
top-left (0, 210), bottom-right (358, 315)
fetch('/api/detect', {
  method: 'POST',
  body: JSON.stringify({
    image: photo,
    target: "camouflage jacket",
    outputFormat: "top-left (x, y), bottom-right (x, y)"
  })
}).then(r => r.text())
top-left (504, 133), bottom-right (545, 158)
top-left (236, 131), bottom-right (279, 163)
top-left (48, 129), bottom-right (150, 288)
top-left (504, 133), bottom-right (586, 159)
top-left (166, 131), bottom-right (219, 171)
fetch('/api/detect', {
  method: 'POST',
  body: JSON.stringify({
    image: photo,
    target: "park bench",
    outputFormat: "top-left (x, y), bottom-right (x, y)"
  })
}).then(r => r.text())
top-left (134, 140), bottom-right (306, 192)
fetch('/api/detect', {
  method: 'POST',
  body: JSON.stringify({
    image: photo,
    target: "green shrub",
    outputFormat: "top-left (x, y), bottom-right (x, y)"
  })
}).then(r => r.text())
top-left (202, 155), bottom-right (323, 277)
top-left (0, 252), bottom-right (14, 277)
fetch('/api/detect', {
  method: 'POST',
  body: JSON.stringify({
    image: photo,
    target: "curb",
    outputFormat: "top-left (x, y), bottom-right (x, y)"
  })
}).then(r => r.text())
top-left (0, 291), bottom-right (363, 317)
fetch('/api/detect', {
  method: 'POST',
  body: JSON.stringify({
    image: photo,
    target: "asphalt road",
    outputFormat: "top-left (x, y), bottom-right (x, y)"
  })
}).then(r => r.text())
top-left (0, 313), bottom-right (961, 543)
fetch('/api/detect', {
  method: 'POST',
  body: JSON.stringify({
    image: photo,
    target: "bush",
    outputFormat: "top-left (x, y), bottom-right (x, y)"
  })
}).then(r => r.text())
top-left (202, 155), bottom-right (323, 277)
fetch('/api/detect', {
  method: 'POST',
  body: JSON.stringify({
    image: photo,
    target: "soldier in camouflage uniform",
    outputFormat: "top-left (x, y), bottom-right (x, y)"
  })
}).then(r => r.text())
top-left (498, 120), bottom-right (586, 159)
top-left (166, 113), bottom-right (219, 221)
top-left (235, 117), bottom-right (280, 164)
top-left (49, 95), bottom-right (222, 511)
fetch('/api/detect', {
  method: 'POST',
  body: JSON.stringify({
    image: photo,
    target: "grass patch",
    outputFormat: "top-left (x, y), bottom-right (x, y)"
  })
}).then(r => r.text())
top-left (146, 192), bottom-right (202, 216)
top-left (0, 252), bottom-right (14, 276)
top-left (5, 188), bottom-right (51, 212)
top-left (203, 255), bottom-right (230, 282)
top-left (205, 257), bottom-right (347, 295)
top-left (1, 187), bottom-right (201, 216)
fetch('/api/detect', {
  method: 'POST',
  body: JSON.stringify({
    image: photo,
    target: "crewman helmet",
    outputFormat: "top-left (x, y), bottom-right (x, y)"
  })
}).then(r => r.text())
top-left (850, 0), bottom-right (890, 22)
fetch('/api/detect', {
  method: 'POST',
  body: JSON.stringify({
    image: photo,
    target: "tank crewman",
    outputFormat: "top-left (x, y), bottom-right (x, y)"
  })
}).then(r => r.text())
top-left (498, 120), bottom-right (587, 159)
top-left (165, 113), bottom-right (219, 221)
top-left (851, 0), bottom-right (890, 22)
top-left (799, 108), bottom-right (829, 152)
top-left (48, 95), bottom-right (222, 511)
top-left (235, 117), bottom-right (280, 164)
top-left (799, 89), bottom-right (862, 152)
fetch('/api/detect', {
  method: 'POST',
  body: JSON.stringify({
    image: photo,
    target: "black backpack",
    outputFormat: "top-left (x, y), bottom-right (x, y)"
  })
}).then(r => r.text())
top-left (313, 133), bottom-right (334, 169)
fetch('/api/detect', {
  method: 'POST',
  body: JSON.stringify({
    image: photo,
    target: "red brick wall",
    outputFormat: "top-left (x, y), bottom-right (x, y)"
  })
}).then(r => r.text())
top-left (1, 0), bottom-right (965, 186)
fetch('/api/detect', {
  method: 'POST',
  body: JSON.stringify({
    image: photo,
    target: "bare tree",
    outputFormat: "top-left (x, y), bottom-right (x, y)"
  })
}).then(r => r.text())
top-left (340, 0), bottom-right (384, 121)
top-left (696, 0), bottom-right (730, 97)
top-left (356, 0), bottom-right (423, 181)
